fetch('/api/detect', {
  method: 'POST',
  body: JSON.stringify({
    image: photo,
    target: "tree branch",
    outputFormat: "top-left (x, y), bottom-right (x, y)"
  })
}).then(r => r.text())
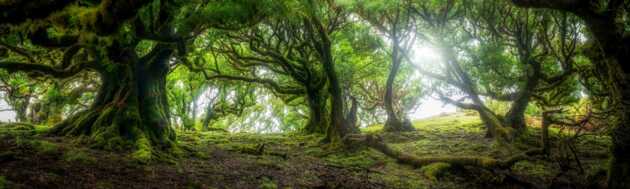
top-left (204, 75), bottom-right (305, 95)
top-left (0, 61), bottom-right (93, 78)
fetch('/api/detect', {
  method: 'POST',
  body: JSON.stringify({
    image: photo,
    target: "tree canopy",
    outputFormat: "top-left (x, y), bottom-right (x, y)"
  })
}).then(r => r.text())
top-left (0, 0), bottom-right (629, 188)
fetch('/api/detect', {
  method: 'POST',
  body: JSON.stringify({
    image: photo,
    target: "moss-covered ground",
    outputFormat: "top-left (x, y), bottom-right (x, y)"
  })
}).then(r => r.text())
top-left (0, 113), bottom-right (610, 188)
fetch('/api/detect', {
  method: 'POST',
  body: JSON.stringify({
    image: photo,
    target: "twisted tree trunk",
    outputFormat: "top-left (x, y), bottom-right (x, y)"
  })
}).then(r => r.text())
top-left (503, 61), bottom-right (541, 135)
top-left (384, 37), bottom-right (414, 132)
top-left (508, 0), bottom-right (630, 187)
top-left (304, 87), bottom-right (328, 134)
top-left (50, 46), bottom-right (176, 160)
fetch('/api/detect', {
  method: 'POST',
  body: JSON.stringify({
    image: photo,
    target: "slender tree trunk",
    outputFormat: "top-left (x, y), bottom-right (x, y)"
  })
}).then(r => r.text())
top-left (14, 97), bottom-right (29, 122)
top-left (384, 37), bottom-right (414, 132)
top-left (44, 83), bottom-right (64, 125)
top-left (541, 110), bottom-right (553, 156)
top-left (321, 48), bottom-right (347, 143)
top-left (202, 102), bottom-right (214, 130)
top-left (441, 45), bottom-right (508, 138)
top-left (503, 62), bottom-right (541, 135)
top-left (191, 101), bottom-right (197, 130)
top-left (477, 108), bottom-right (503, 138)
top-left (304, 87), bottom-right (328, 134)
top-left (345, 96), bottom-right (360, 133)
top-left (307, 16), bottom-right (349, 144)
top-left (50, 46), bottom-right (176, 158)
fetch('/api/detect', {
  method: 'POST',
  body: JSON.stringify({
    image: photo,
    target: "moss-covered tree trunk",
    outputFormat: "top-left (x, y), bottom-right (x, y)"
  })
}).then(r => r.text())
top-left (438, 45), bottom-right (510, 139)
top-left (45, 82), bottom-right (64, 125)
top-left (304, 87), bottom-right (328, 134)
top-left (202, 102), bottom-right (215, 130)
top-left (477, 108), bottom-right (506, 139)
top-left (507, 1), bottom-right (629, 187)
top-left (345, 96), bottom-right (360, 133)
top-left (13, 98), bottom-right (30, 122)
top-left (604, 56), bottom-right (630, 188)
top-left (541, 110), bottom-right (552, 155)
top-left (610, 90), bottom-right (630, 188)
top-left (50, 46), bottom-right (176, 158)
top-left (307, 16), bottom-right (350, 145)
top-left (580, 13), bottom-right (630, 189)
top-left (321, 46), bottom-right (348, 144)
top-left (503, 61), bottom-right (541, 135)
top-left (384, 37), bottom-right (414, 132)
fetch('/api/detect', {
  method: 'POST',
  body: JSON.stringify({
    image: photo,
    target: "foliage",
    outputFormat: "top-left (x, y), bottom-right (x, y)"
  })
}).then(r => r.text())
top-left (0, 0), bottom-right (625, 187)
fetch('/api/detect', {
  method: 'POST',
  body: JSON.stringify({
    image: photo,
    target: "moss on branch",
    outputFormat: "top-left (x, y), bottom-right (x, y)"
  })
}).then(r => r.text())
top-left (345, 134), bottom-right (543, 169)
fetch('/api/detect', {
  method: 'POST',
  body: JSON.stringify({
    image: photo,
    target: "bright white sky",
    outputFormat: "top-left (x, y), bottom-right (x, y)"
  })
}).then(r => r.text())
top-left (406, 45), bottom-right (456, 119)
top-left (0, 98), bottom-right (15, 122)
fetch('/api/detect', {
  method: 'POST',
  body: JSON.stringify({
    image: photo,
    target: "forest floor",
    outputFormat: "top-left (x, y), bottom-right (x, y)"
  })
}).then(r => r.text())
top-left (0, 113), bottom-right (612, 189)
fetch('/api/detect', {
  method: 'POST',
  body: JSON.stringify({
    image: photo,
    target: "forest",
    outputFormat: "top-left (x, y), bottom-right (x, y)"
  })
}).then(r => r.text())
top-left (0, 0), bottom-right (628, 188)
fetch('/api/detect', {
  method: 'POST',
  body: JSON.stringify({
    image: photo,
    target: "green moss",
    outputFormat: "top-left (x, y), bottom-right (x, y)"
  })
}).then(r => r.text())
top-left (259, 177), bottom-right (277, 189)
top-left (511, 160), bottom-right (556, 179)
top-left (95, 181), bottom-right (114, 189)
top-left (131, 136), bottom-right (153, 164)
top-left (34, 125), bottom-right (51, 135)
top-left (32, 140), bottom-right (60, 155)
top-left (362, 113), bottom-right (484, 135)
top-left (63, 149), bottom-right (96, 164)
top-left (324, 149), bottom-right (386, 168)
top-left (0, 123), bottom-right (36, 137)
top-left (420, 162), bottom-right (452, 181)
top-left (0, 176), bottom-right (6, 189)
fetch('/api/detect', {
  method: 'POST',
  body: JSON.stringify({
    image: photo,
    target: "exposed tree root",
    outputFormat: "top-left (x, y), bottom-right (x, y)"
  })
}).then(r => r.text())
top-left (344, 134), bottom-right (544, 169)
top-left (49, 104), bottom-right (179, 163)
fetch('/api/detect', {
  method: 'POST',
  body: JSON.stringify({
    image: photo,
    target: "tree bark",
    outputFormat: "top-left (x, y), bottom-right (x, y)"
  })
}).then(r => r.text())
top-left (605, 57), bottom-right (630, 189)
top-left (202, 103), bottom-right (214, 130)
top-left (508, 1), bottom-right (630, 187)
top-left (503, 61), bottom-right (541, 134)
top-left (13, 97), bottom-right (30, 123)
top-left (50, 46), bottom-right (176, 159)
top-left (384, 37), bottom-right (414, 132)
top-left (307, 16), bottom-right (350, 144)
top-left (304, 87), bottom-right (328, 134)
top-left (321, 44), bottom-right (348, 144)
top-left (345, 96), bottom-right (358, 130)
top-left (345, 134), bottom-right (543, 169)
top-left (441, 45), bottom-right (511, 139)
top-left (541, 110), bottom-right (552, 155)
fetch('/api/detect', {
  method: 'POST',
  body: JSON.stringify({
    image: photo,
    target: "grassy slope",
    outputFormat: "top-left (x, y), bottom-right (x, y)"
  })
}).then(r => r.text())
top-left (0, 113), bottom-right (611, 189)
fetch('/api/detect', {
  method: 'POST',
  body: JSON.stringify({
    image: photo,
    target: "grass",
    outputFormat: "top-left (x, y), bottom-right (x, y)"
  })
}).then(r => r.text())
top-left (363, 112), bottom-right (484, 134)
